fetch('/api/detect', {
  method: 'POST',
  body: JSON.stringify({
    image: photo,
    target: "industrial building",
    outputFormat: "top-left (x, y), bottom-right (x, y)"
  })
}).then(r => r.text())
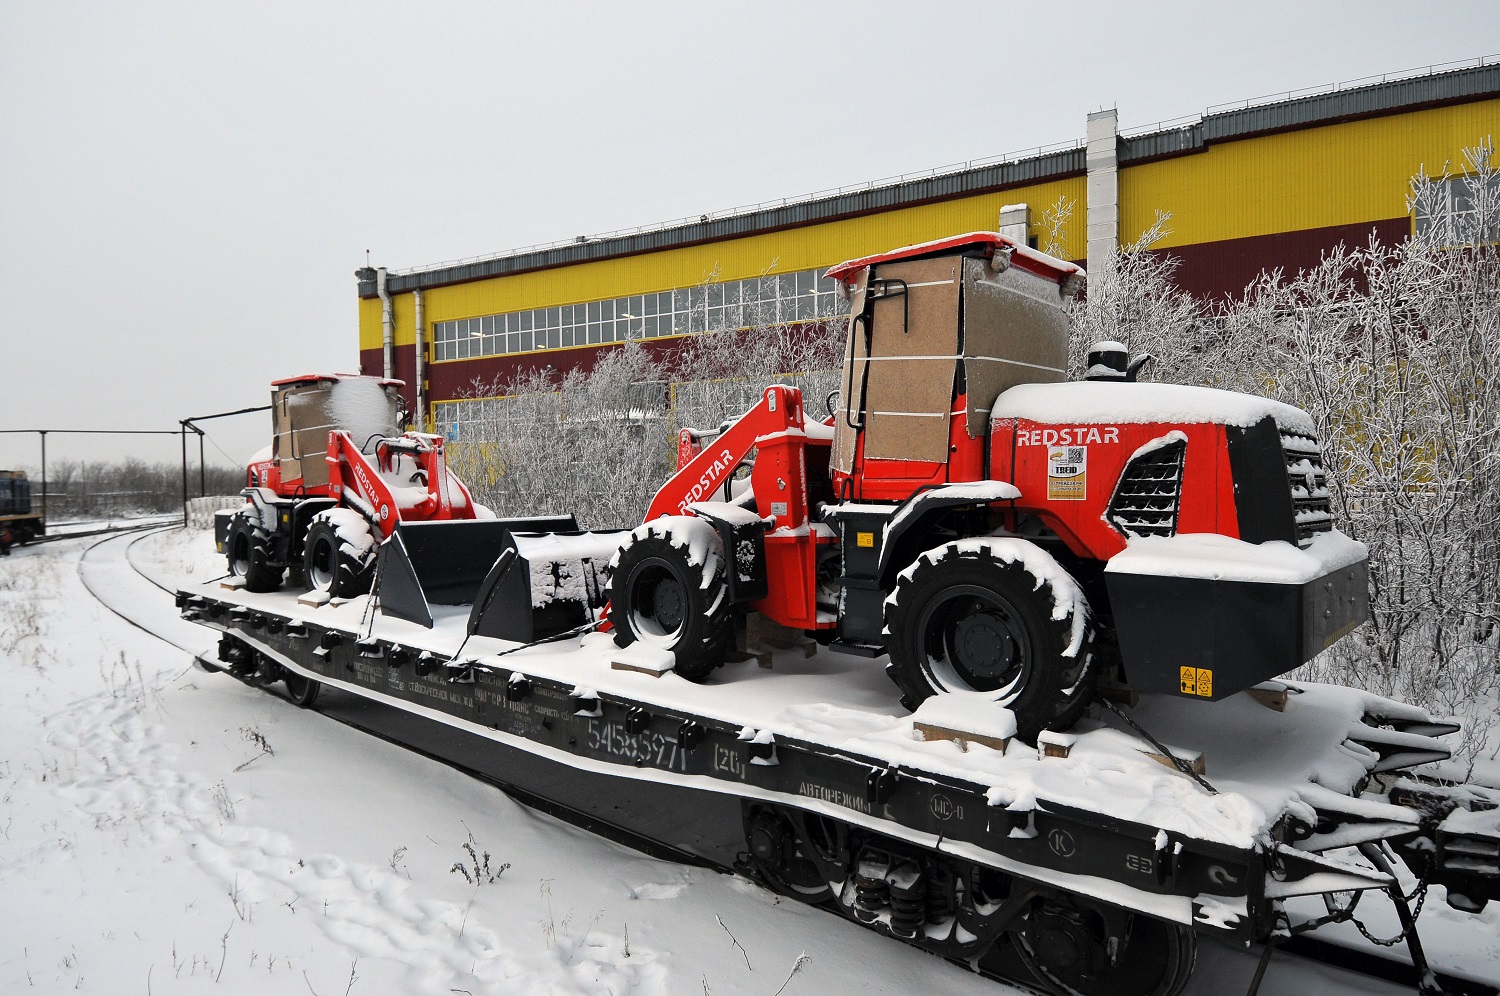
top-left (356, 60), bottom-right (1499, 435)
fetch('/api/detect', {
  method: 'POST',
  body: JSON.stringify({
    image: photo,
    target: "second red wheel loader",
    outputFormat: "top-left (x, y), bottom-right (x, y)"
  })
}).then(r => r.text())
top-left (599, 233), bottom-right (1368, 740)
top-left (222, 374), bottom-right (492, 599)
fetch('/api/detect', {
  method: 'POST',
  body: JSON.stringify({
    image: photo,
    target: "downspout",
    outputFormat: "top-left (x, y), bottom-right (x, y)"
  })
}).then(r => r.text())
top-left (414, 288), bottom-right (426, 430)
top-left (377, 266), bottom-right (394, 380)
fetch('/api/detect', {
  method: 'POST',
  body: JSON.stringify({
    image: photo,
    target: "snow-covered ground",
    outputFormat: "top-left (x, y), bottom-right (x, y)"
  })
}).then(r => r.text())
top-left (0, 525), bottom-right (1494, 994)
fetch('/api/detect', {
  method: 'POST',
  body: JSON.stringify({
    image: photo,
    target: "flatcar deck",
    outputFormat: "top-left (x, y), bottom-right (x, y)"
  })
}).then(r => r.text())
top-left (178, 579), bottom-right (1499, 996)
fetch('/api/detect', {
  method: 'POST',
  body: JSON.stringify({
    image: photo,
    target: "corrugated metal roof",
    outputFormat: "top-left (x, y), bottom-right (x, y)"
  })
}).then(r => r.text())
top-left (363, 147), bottom-right (1085, 297)
top-left (1202, 62), bottom-right (1500, 142)
top-left (363, 62), bottom-right (1499, 299)
top-left (1120, 125), bottom-right (1204, 163)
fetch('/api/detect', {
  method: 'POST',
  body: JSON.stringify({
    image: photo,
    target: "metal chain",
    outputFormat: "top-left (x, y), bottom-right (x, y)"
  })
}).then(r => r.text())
top-left (1097, 697), bottom-right (1220, 795)
top-left (1349, 878), bottom-right (1430, 947)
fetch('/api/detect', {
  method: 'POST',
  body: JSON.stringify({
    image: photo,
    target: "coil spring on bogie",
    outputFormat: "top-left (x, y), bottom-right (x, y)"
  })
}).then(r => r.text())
top-left (888, 864), bottom-right (926, 939)
top-left (925, 866), bottom-right (954, 924)
top-left (854, 871), bottom-right (890, 921)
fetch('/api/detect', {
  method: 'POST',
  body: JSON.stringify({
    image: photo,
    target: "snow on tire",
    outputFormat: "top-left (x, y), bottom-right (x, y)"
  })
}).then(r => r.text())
top-left (225, 511), bottom-right (282, 593)
top-left (303, 509), bottom-right (377, 599)
top-left (884, 538), bottom-right (1095, 743)
top-left (607, 516), bottom-right (732, 681)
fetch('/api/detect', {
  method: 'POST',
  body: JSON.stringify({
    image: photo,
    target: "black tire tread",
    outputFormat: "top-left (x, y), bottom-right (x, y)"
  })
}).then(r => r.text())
top-left (303, 513), bottom-right (375, 599)
top-left (227, 512), bottom-right (282, 593)
top-left (885, 541), bottom-right (1095, 743)
top-left (607, 523), bottom-right (732, 681)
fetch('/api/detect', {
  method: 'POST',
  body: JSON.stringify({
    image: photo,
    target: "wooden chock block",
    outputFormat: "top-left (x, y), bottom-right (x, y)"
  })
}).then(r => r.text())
top-left (297, 590), bottom-right (331, 608)
top-left (1141, 746), bottom-right (1207, 777)
top-left (725, 648), bottom-right (774, 669)
top-left (914, 721), bottom-right (1009, 754)
top-left (1096, 682), bottom-right (1140, 708)
top-left (1037, 730), bottom-right (1078, 760)
top-left (220, 577), bottom-right (246, 591)
top-left (1246, 682), bottom-right (1289, 712)
top-left (611, 644), bottom-right (676, 677)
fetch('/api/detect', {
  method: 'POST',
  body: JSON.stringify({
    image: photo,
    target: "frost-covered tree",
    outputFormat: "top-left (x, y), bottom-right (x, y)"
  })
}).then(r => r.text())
top-left (1062, 211), bottom-right (1215, 385)
top-left (1050, 147), bottom-right (1499, 749)
top-left (1219, 144), bottom-right (1500, 739)
top-left (445, 271), bottom-right (844, 529)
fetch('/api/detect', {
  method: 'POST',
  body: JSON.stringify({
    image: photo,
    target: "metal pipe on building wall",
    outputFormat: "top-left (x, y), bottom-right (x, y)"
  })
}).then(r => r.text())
top-left (377, 267), bottom-right (394, 380)
top-left (414, 288), bottom-right (426, 429)
top-left (1085, 108), bottom-right (1120, 277)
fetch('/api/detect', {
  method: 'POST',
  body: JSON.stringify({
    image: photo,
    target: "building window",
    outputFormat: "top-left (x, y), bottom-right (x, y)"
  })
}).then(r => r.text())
top-left (1414, 173), bottom-right (1499, 244)
top-left (429, 266), bottom-right (847, 362)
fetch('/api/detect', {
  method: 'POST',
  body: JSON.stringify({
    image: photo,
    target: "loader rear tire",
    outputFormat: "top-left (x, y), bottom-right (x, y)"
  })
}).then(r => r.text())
top-left (885, 539), bottom-right (1094, 743)
top-left (303, 513), bottom-right (375, 599)
top-left (608, 520), bottom-right (732, 681)
top-left (226, 513), bottom-right (282, 593)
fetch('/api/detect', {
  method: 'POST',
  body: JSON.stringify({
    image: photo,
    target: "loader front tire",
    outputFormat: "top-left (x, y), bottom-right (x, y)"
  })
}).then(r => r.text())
top-left (608, 520), bottom-right (732, 681)
top-left (303, 513), bottom-right (375, 599)
top-left (885, 539), bottom-right (1094, 743)
top-left (226, 513), bottom-right (282, 593)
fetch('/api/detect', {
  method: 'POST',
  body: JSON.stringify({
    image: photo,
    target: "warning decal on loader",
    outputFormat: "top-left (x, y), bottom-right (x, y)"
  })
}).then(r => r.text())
top-left (1180, 667), bottom-right (1214, 697)
top-left (1047, 446), bottom-right (1087, 500)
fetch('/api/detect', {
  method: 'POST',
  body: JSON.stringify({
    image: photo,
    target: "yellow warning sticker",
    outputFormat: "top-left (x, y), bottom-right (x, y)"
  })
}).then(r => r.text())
top-left (856, 531), bottom-right (875, 548)
top-left (1179, 667), bottom-right (1213, 697)
top-left (1047, 446), bottom-right (1087, 500)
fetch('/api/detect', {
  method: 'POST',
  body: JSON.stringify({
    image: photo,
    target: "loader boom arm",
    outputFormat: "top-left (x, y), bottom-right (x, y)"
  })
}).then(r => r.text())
top-left (327, 430), bottom-right (476, 538)
top-left (644, 386), bottom-right (804, 522)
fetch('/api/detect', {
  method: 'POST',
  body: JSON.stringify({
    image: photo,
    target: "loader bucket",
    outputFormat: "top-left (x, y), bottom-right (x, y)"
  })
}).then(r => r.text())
top-left (377, 516), bottom-right (580, 628)
top-left (467, 530), bottom-right (631, 644)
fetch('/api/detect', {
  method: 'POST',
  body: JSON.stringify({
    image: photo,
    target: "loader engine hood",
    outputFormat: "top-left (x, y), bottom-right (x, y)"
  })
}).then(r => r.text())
top-left (990, 379), bottom-right (1365, 701)
top-left (990, 380), bottom-right (1317, 436)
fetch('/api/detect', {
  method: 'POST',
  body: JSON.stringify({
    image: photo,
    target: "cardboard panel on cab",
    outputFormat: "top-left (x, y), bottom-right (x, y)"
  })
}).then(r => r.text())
top-left (862, 256), bottom-right (960, 462)
top-left (830, 272), bottom-right (868, 476)
top-left (279, 384), bottom-right (340, 488)
top-left (961, 258), bottom-right (1070, 437)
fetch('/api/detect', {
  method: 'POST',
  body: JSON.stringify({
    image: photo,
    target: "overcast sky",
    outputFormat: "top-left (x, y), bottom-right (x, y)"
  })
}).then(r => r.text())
top-left (2, 1), bottom-right (1496, 471)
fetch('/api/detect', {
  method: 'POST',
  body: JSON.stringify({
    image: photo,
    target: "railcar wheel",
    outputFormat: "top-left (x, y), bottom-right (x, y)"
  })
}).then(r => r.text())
top-left (226, 513), bottom-right (282, 593)
top-left (1014, 898), bottom-right (1196, 996)
top-left (303, 512), bottom-right (375, 599)
top-left (607, 519), bottom-right (731, 681)
top-left (743, 809), bottom-right (838, 903)
top-left (283, 669), bottom-right (320, 708)
top-left (885, 539), bottom-right (1094, 743)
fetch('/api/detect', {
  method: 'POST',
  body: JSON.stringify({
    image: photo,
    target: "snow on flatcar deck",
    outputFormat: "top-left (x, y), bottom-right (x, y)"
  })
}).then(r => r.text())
top-left (187, 578), bottom-right (1430, 853)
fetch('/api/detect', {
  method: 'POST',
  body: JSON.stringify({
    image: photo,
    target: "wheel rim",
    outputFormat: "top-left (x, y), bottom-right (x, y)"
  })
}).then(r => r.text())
top-left (229, 532), bottom-right (251, 578)
top-left (628, 558), bottom-right (687, 645)
top-left (284, 671), bottom-right (318, 706)
top-left (746, 812), bottom-right (835, 903)
top-left (916, 583), bottom-right (1033, 699)
top-left (1016, 903), bottom-right (1196, 996)
top-left (308, 534), bottom-right (336, 592)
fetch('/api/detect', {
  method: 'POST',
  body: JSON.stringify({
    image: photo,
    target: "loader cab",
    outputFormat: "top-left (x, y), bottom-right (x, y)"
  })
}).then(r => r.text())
top-left (826, 233), bottom-right (1083, 501)
top-left (266, 374), bottom-right (404, 494)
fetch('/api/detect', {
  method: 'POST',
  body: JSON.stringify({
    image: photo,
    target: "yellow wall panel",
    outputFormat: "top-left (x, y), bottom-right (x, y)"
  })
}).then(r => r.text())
top-left (1120, 99), bottom-right (1500, 248)
top-left (359, 176), bottom-right (1086, 349)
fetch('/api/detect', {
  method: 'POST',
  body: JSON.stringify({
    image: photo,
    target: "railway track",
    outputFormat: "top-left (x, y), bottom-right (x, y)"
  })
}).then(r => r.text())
top-left (71, 527), bottom-right (1499, 996)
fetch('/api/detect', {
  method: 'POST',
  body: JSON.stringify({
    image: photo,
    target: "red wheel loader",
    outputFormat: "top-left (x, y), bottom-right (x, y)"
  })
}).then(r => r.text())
top-left (591, 233), bottom-right (1367, 740)
top-left (221, 374), bottom-right (487, 598)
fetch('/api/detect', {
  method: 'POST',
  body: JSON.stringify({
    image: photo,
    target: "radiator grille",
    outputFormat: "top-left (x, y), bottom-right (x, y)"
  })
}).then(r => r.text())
top-left (1280, 430), bottom-right (1333, 547)
top-left (1107, 438), bottom-right (1186, 538)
